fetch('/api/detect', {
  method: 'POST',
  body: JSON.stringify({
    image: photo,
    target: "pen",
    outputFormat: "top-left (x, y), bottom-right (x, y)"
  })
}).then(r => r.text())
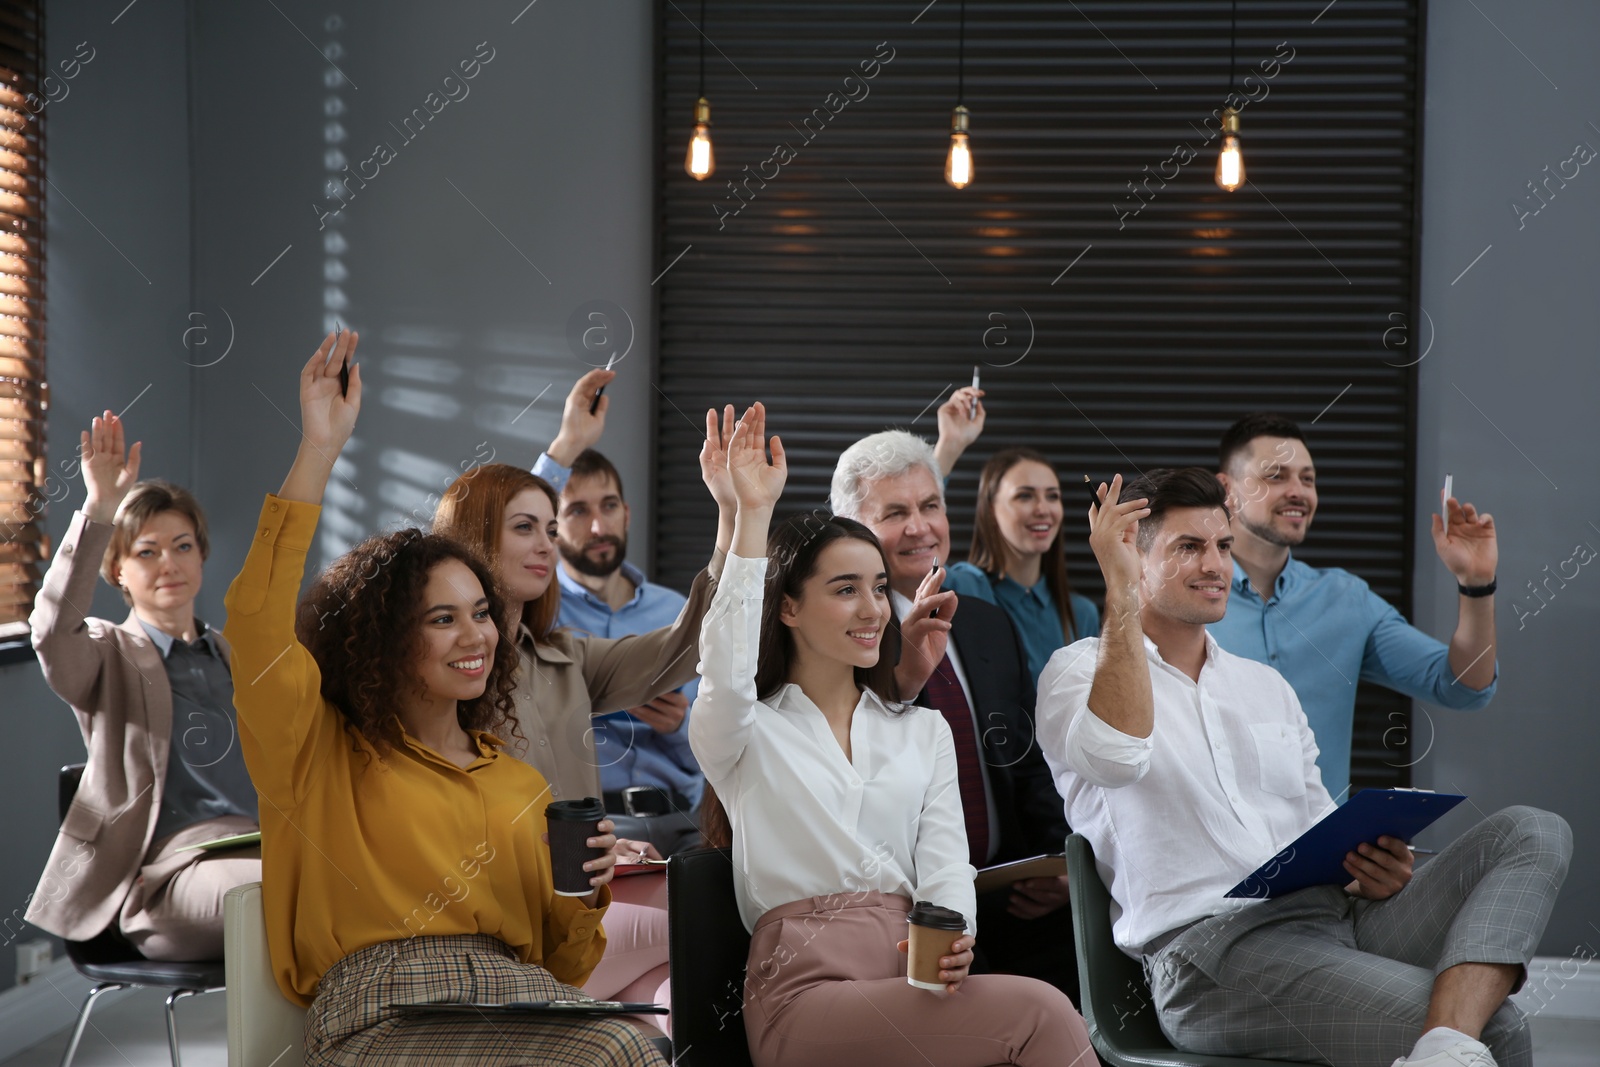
top-left (334, 321), bottom-right (350, 398)
top-left (929, 556), bottom-right (941, 618)
top-left (1408, 846), bottom-right (1438, 856)
top-left (969, 366), bottom-right (980, 419)
top-left (1084, 474), bottom-right (1102, 511)
top-left (589, 353), bottom-right (618, 415)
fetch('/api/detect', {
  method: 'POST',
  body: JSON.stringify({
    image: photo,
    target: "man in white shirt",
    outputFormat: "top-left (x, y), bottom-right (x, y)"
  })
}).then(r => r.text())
top-left (1036, 468), bottom-right (1570, 1067)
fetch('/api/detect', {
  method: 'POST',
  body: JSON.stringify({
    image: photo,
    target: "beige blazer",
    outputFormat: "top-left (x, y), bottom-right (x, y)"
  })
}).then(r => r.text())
top-left (506, 550), bottom-right (723, 802)
top-left (23, 510), bottom-right (234, 941)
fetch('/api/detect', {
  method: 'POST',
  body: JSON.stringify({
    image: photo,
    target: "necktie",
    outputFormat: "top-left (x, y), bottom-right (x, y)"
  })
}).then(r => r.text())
top-left (921, 653), bottom-right (990, 867)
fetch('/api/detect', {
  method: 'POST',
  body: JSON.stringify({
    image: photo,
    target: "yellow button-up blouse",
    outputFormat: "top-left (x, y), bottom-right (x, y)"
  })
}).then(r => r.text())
top-left (224, 495), bottom-right (608, 1006)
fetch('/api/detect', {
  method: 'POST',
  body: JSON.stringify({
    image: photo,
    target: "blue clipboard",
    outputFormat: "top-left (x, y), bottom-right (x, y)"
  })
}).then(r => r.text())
top-left (1226, 788), bottom-right (1466, 899)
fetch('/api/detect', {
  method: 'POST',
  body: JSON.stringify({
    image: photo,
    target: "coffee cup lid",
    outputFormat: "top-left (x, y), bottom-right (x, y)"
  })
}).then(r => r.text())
top-left (546, 797), bottom-right (606, 821)
top-left (907, 901), bottom-right (966, 931)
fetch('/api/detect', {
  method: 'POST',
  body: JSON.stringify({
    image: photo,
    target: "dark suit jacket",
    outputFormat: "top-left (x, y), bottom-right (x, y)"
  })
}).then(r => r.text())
top-left (905, 595), bottom-right (1070, 864)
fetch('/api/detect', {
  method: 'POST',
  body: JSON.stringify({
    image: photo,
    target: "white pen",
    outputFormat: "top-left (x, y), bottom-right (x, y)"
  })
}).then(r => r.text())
top-left (969, 365), bottom-right (980, 419)
top-left (1442, 473), bottom-right (1453, 506)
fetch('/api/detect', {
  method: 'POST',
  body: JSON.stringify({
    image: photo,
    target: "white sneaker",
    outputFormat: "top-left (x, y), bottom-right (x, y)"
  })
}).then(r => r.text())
top-left (1391, 1036), bottom-right (1498, 1067)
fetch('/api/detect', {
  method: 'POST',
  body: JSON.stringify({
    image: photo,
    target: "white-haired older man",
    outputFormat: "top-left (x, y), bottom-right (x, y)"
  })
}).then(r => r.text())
top-left (830, 428), bottom-right (1081, 1002)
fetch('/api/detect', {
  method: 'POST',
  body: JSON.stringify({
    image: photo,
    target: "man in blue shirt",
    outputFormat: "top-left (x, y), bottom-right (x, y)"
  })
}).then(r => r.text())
top-left (532, 446), bottom-right (704, 852)
top-left (1208, 413), bottom-right (1499, 799)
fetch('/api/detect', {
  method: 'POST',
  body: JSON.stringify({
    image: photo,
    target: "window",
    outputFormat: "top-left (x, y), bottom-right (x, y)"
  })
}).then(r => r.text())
top-left (0, 0), bottom-right (45, 649)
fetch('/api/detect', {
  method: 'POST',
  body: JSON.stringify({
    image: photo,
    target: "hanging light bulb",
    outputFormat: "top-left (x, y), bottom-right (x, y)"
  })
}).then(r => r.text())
top-left (945, 105), bottom-right (972, 189)
top-left (685, 97), bottom-right (714, 180)
top-left (1215, 107), bottom-right (1243, 191)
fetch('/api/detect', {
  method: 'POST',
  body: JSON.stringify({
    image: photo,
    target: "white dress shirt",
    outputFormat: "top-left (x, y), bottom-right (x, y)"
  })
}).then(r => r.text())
top-left (1036, 633), bottom-right (1335, 957)
top-left (890, 589), bottom-right (1001, 864)
top-left (691, 554), bottom-right (978, 935)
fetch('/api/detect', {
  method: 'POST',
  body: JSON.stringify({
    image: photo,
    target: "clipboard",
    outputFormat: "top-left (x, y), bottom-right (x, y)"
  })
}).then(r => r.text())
top-left (1226, 788), bottom-right (1466, 899)
top-left (176, 830), bottom-right (261, 853)
top-left (974, 853), bottom-right (1067, 895)
top-left (391, 1000), bottom-right (668, 1019)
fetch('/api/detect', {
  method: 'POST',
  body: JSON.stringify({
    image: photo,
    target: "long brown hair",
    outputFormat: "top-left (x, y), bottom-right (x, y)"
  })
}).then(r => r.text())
top-left (295, 528), bottom-right (520, 758)
top-left (701, 511), bottom-right (904, 849)
top-left (967, 447), bottom-right (1077, 642)
top-left (433, 463), bottom-right (562, 639)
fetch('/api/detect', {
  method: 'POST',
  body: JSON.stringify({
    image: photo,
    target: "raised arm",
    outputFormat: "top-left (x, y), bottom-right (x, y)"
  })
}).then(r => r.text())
top-left (1084, 475), bottom-right (1154, 738)
top-left (933, 385), bottom-right (986, 477)
top-left (1431, 493), bottom-right (1498, 693)
top-left (543, 367), bottom-right (615, 469)
top-left (226, 331), bottom-right (361, 804)
top-left (278, 330), bottom-right (362, 506)
top-left (28, 412), bottom-right (144, 704)
top-left (687, 402), bottom-right (785, 782)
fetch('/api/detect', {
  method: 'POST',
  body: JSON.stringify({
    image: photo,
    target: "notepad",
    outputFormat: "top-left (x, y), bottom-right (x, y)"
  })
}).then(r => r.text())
top-left (1226, 788), bottom-right (1466, 899)
top-left (391, 1000), bottom-right (669, 1019)
top-left (175, 830), bottom-right (261, 853)
top-left (974, 853), bottom-right (1067, 894)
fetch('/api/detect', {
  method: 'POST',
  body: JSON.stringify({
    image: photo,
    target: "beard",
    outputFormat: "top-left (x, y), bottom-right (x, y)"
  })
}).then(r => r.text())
top-left (560, 534), bottom-right (627, 577)
top-left (1239, 512), bottom-right (1306, 548)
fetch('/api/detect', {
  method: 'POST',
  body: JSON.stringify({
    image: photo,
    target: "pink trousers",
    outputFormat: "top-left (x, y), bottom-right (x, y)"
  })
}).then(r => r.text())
top-left (586, 875), bottom-right (671, 1034)
top-left (743, 891), bottom-right (1092, 1067)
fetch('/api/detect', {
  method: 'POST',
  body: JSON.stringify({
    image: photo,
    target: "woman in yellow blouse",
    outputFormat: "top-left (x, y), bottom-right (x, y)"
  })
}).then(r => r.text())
top-left (224, 331), bottom-right (666, 1067)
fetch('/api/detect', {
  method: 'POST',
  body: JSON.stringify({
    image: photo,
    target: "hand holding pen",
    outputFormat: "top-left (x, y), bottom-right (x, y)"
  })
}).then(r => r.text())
top-left (547, 366), bottom-right (617, 466)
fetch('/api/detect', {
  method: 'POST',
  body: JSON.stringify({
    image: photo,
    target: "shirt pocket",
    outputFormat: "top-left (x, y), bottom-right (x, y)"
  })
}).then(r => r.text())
top-left (1248, 722), bottom-right (1306, 799)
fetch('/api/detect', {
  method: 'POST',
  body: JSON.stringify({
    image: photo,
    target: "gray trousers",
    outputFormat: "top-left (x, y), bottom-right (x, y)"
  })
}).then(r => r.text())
top-left (1147, 806), bottom-right (1571, 1067)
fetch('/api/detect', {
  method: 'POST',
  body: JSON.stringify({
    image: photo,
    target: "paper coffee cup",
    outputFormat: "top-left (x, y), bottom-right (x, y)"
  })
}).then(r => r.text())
top-left (545, 798), bottom-right (607, 897)
top-left (906, 901), bottom-right (966, 991)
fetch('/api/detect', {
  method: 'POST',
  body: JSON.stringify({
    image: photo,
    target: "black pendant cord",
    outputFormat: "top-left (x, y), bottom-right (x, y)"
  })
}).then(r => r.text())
top-left (957, 0), bottom-right (966, 104)
top-left (1227, 0), bottom-right (1237, 94)
top-left (697, 0), bottom-right (707, 99)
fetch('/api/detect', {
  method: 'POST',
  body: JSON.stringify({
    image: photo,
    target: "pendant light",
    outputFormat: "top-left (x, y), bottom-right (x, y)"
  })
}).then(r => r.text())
top-left (684, 0), bottom-right (714, 180)
top-left (1214, 0), bottom-right (1244, 191)
top-left (945, 0), bottom-right (972, 189)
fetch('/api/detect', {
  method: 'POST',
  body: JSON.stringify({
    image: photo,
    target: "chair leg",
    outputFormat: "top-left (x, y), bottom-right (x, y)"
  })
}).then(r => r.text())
top-left (165, 986), bottom-right (224, 1067)
top-left (58, 983), bottom-right (129, 1067)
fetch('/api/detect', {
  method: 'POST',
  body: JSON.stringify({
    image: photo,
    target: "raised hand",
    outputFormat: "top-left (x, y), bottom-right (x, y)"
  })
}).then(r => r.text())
top-left (547, 367), bottom-right (616, 466)
top-left (80, 411), bottom-right (143, 524)
top-left (1088, 474), bottom-right (1149, 598)
top-left (279, 331), bottom-right (362, 505)
top-left (933, 386), bottom-right (987, 477)
top-left (893, 564), bottom-right (956, 699)
top-left (299, 329), bottom-right (362, 455)
top-left (726, 402), bottom-right (786, 511)
top-left (700, 404), bottom-right (738, 512)
top-left (1433, 496), bottom-right (1497, 587)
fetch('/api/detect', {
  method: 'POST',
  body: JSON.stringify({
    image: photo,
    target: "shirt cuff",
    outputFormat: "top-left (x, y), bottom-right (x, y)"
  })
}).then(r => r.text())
top-left (723, 552), bottom-right (768, 595)
top-left (1071, 702), bottom-right (1155, 763)
top-left (532, 453), bottom-right (570, 493)
top-left (257, 494), bottom-right (322, 552)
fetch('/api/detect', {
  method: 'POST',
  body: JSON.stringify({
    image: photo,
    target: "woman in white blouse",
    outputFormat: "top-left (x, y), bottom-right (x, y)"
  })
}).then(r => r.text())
top-left (689, 403), bottom-right (1091, 1067)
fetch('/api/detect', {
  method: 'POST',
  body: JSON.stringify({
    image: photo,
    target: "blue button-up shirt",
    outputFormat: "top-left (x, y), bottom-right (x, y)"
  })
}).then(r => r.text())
top-left (944, 561), bottom-right (1101, 684)
top-left (1207, 555), bottom-right (1497, 798)
top-left (534, 453), bottom-right (704, 806)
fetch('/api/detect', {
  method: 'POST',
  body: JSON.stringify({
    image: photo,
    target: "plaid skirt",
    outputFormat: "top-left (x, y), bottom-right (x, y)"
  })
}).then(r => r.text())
top-left (304, 933), bottom-right (667, 1067)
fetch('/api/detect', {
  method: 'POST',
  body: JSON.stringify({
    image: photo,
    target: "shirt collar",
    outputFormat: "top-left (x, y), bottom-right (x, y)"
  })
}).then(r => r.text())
top-left (556, 561), bottom-right (649, 610)
top-left (518, 624), bottom-right (576, 666)
top-left (769, 680), bottom-right (897, 717)
top-left (137, 617), bottom-right (217, 659)
top-left (1141, 629), bottom-right (1222, 675)
top-left (1230, 553), bottom-right (1305, 600)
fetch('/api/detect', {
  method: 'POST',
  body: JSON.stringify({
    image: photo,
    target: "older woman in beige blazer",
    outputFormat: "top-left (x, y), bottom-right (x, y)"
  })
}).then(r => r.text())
top-left (25, 413), bottom-right (260, 961)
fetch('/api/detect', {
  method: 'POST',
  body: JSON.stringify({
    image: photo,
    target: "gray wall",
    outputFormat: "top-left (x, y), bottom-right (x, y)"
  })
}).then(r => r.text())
top-left (0, 0), bottom-right (654, 992)
top-left (1410, 0), bottom-right (1599, 955)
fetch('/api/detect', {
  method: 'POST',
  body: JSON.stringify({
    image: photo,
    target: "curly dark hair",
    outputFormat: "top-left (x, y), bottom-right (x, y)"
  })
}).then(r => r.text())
top-left (296, 528), bottom-right (522, 758)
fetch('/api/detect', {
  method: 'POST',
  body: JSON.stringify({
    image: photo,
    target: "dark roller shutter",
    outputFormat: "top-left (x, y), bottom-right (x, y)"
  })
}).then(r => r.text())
top-left (0, 0), bottom-right (44, 649)
top-left (652, 0), bottom-right (1425, 789)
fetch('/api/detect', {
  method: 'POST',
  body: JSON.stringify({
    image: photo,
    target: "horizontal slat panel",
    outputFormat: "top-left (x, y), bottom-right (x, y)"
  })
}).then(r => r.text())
top-left (654, 0), bottom-right (1421, 787)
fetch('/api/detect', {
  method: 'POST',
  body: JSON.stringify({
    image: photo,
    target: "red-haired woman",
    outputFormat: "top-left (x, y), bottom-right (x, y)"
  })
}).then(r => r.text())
top-left (225, 331), bottom-right (664, 1066)
top-left (433, 376), bottom-right (733, 1014)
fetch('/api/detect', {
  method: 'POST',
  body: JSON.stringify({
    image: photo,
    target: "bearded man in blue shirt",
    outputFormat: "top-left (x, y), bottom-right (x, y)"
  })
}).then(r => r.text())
top-left (1207, 413), bottom-right (1499, 800)
top-left (532, 446), bottom-right (704, 854)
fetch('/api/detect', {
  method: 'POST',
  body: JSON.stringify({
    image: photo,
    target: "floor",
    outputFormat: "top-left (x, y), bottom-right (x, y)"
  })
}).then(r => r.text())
top-left (2, 990), bottom-right (1597, 1066)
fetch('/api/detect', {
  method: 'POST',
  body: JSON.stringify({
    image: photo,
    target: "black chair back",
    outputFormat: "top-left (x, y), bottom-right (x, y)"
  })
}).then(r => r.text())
top-left (666, 846), bottom-right (754, 1067)
top-left (58, 763), bottom-right (145, 969)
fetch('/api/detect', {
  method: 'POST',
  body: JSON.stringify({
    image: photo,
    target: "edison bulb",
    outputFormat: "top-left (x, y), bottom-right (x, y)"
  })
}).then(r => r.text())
top-left (685, 97), bottom-right (714, 180)
top-left (1215, 134), bottom-right (1243, 191)
top-left (945, 105), bottom-right (972, 189)
top-left (946, 132), bottom-right (972, 189)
